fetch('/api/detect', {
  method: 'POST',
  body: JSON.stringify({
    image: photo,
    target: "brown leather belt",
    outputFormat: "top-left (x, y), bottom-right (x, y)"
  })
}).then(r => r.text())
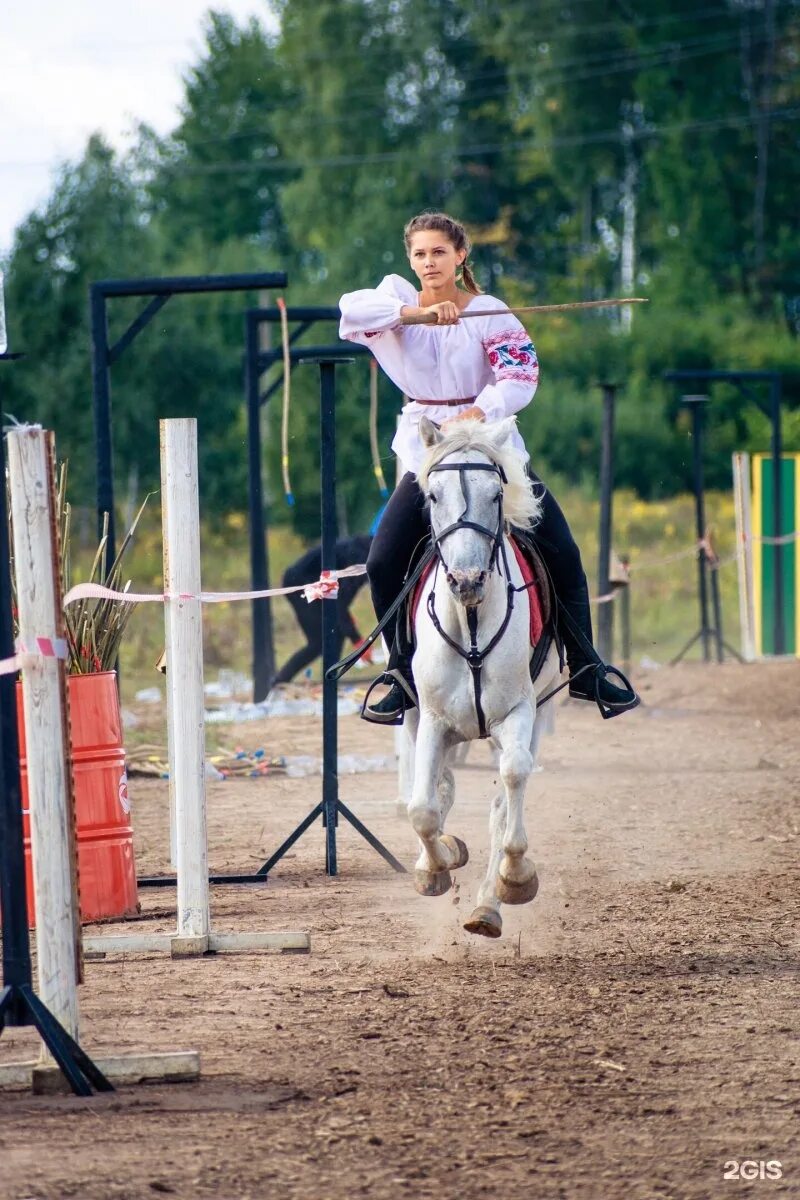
top-left (408, 396), bottom-right (477, 408)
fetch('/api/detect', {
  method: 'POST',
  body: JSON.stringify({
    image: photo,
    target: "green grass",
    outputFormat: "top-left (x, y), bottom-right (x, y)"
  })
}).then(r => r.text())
top-left (64, 488), bottom-right (744, 712)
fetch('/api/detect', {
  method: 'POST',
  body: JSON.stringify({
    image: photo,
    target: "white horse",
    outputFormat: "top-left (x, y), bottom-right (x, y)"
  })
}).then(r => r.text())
top-left (398, 416), bottom-right (561, 939)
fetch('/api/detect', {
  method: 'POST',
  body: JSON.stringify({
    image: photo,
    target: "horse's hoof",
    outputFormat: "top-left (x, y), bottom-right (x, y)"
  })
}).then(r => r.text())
top-left (414, 869), bottom-right (452, 897)
top-left (463, 906), bottom-right (502, 938)
top-left (440, 834), bottom-right (469, 869)
top-left (496, 870), bottom-right (539, 906)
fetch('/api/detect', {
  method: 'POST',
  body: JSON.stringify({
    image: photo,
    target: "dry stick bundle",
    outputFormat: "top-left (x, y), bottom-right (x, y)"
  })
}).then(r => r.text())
top-left (54, 463), bottom-right (149, 674)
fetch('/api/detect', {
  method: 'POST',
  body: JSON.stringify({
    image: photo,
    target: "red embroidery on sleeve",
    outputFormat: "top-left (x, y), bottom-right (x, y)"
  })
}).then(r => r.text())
top-left (483, 328), bottom-right (538, 381)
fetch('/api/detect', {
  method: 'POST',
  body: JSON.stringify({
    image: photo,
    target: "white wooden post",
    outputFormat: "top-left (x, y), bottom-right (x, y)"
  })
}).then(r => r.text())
top-left (733, 452), bottom-right (757, 661)
top-left (160, 418), bottom-right (210, 953)
top-left (6, 427), bottom-right (80, 1042)
top-left (82, 416), bottom-right (309, 961)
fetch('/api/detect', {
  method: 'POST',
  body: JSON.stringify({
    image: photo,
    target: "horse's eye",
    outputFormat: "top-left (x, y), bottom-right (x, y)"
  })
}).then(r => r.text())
top-left (427, 492), bottom-right (438, 505)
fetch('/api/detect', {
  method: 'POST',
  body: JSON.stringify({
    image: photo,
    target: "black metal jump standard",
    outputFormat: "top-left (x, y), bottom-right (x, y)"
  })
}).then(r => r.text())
top-left (250, 350), bottom-right (404, 880)
top-left (664, 369), bottom-right (786, 655)
top-left (669, 395), bottom-right (742, 666)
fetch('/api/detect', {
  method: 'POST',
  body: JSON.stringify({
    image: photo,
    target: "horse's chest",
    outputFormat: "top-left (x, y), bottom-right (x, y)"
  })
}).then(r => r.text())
top-left (417, 644), bottom-right (531, 735)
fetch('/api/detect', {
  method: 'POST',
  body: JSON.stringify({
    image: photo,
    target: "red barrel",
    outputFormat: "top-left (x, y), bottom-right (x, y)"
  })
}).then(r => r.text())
top-left (17, 671), bottom-right (140, 927)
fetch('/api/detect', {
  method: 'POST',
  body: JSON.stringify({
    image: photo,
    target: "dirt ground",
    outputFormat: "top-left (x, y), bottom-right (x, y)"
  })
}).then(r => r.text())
top-left (1, 661), bottom-right (798, 1200)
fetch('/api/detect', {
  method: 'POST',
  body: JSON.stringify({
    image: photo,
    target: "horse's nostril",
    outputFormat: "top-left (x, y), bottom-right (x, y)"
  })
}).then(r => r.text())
top-left (478, 572), bottom-right (487, 585)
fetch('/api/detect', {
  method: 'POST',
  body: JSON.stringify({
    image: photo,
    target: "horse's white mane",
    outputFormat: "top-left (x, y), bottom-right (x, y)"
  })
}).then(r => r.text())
top-left (417, 419), bottom-right (541, 529)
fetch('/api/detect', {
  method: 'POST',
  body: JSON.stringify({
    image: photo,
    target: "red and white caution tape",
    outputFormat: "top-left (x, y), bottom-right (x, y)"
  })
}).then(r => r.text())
top-left (0, 636), bottom-right (69, 677)
top-left (62, 564), bottom-right (367, 609)
top-left (301, 570), bottom-right (340, 602)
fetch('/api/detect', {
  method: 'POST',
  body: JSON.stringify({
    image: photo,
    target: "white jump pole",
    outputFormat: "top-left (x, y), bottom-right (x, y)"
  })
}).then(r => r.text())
top-left (83, 417), bottom-right (309, 960)
top-left (7, 427), bottom-right (80, 1046)
top-left (161, 418), bottom-right (211, 953)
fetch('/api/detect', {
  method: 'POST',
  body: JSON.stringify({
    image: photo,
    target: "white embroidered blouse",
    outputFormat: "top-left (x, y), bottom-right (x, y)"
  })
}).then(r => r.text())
top-left (339, 274), bottom-right (539, 474)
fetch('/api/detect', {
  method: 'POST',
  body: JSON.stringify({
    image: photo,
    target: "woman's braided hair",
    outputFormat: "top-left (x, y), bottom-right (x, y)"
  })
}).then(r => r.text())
top-left (403, 211), bottom-right (483, 296)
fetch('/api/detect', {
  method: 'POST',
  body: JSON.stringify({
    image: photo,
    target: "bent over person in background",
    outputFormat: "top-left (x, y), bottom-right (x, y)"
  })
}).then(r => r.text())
top-left (269, 533), bottom-right (373, 689)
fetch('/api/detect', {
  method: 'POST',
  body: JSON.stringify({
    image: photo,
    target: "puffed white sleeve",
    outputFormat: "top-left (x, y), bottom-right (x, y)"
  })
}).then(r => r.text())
top-left (474, 314), bottom-right (539, 424)
top-left (339, 274), bottom-right (411, 344)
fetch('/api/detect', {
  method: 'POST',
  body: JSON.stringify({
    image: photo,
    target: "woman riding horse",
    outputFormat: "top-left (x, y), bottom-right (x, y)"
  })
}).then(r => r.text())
top-left (339, 210), bottom-right (638, 723)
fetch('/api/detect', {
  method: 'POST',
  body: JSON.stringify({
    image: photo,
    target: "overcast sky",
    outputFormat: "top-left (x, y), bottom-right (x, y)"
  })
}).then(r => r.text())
top-left (0, 2), bottom-right (273, 257)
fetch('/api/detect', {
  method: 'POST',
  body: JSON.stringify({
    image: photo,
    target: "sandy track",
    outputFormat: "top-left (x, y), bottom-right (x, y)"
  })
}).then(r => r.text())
top-left (1, 661), bottom-right (798, 1199)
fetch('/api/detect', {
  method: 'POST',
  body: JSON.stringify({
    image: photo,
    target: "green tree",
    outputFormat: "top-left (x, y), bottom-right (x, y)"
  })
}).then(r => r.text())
top-left (144, 11), bottom-right (295, 254)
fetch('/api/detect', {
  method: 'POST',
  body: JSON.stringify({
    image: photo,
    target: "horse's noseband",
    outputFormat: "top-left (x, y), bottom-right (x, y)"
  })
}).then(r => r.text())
top-left (426, 458), bottom-right (516, 738)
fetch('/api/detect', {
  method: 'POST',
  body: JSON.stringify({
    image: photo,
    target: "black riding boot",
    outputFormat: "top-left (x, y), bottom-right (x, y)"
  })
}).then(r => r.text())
top-left (362, 647), bottom-right (417, 726)
top-left (559, 587), bottom-right (640, 718)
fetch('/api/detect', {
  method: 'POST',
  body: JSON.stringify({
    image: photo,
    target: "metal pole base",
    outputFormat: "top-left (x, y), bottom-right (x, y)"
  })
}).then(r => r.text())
top-left (669, 628), bottom-right (704, 666)
top-left (0, 984), bottom-right (113, 1097)
top-left (669, 628), bottom-right (743, 666)
top-left (258, 800), bottom-right (407, 878)
top-left (138, 871), bottom-right (271, 888)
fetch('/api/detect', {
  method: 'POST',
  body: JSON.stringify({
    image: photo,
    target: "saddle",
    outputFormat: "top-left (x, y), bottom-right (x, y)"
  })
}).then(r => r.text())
top-left (401, 528), bottom-right (560, 686)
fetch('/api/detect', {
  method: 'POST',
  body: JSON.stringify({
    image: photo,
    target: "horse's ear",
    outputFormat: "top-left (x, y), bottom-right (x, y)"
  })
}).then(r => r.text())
top-left (419, 416), bottom-right (444, 447)
top-left (488, 416), bottom-right (518, 447)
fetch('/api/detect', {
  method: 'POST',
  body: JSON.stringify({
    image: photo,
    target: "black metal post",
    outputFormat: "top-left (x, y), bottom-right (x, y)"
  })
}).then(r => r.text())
top-left (0, 413), bottom-right (31, 1025)
top-left (770, 374), bottom-right (784, 654)
top-left (246, 311), bottom-right (275, 701)
top-left (597, 384), bottom-right (616, 661)
top-left (319, 360), bottom-right (340, 875)
top-left (255, 354), bottom-right (406, 880)
top-left (670, 395), bottom-right (720, 666)
top-left (90, 285), bottom-right (115, 575)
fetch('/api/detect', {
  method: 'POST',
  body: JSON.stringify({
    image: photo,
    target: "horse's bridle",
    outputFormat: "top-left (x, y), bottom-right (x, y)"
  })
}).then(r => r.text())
top-left (425, 459), bottom-right (517, 738)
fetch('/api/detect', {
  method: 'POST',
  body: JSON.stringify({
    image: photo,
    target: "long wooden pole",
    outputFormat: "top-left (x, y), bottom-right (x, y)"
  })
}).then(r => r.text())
top-left (400, 297), bottom-right (648, 325)
top-left (160, 418), bottom-right (210, 953)
top-left (7, 426), bottom-right (81, 1043)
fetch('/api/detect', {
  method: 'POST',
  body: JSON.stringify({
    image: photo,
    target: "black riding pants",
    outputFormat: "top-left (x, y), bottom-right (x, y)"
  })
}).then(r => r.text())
top-left (367, 470), bottom-right (591, 654)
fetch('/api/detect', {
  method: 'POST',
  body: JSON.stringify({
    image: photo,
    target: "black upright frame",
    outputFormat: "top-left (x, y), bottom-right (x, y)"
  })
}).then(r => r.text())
top-left (664, 369), bottom-right (785, 654)
top-left (90, 272), bottom-right (286, 580)
top-left (0, 353), bottom-right (113, 1096)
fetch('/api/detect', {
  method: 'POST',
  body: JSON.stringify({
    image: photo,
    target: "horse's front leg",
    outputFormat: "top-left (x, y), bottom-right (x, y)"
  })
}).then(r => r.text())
top-left (493, 699), bottom-right (539, 906)
top-left (408, 712), bottom-right (468, 897)
top-left (463, 788), bottom-right (507, 939)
